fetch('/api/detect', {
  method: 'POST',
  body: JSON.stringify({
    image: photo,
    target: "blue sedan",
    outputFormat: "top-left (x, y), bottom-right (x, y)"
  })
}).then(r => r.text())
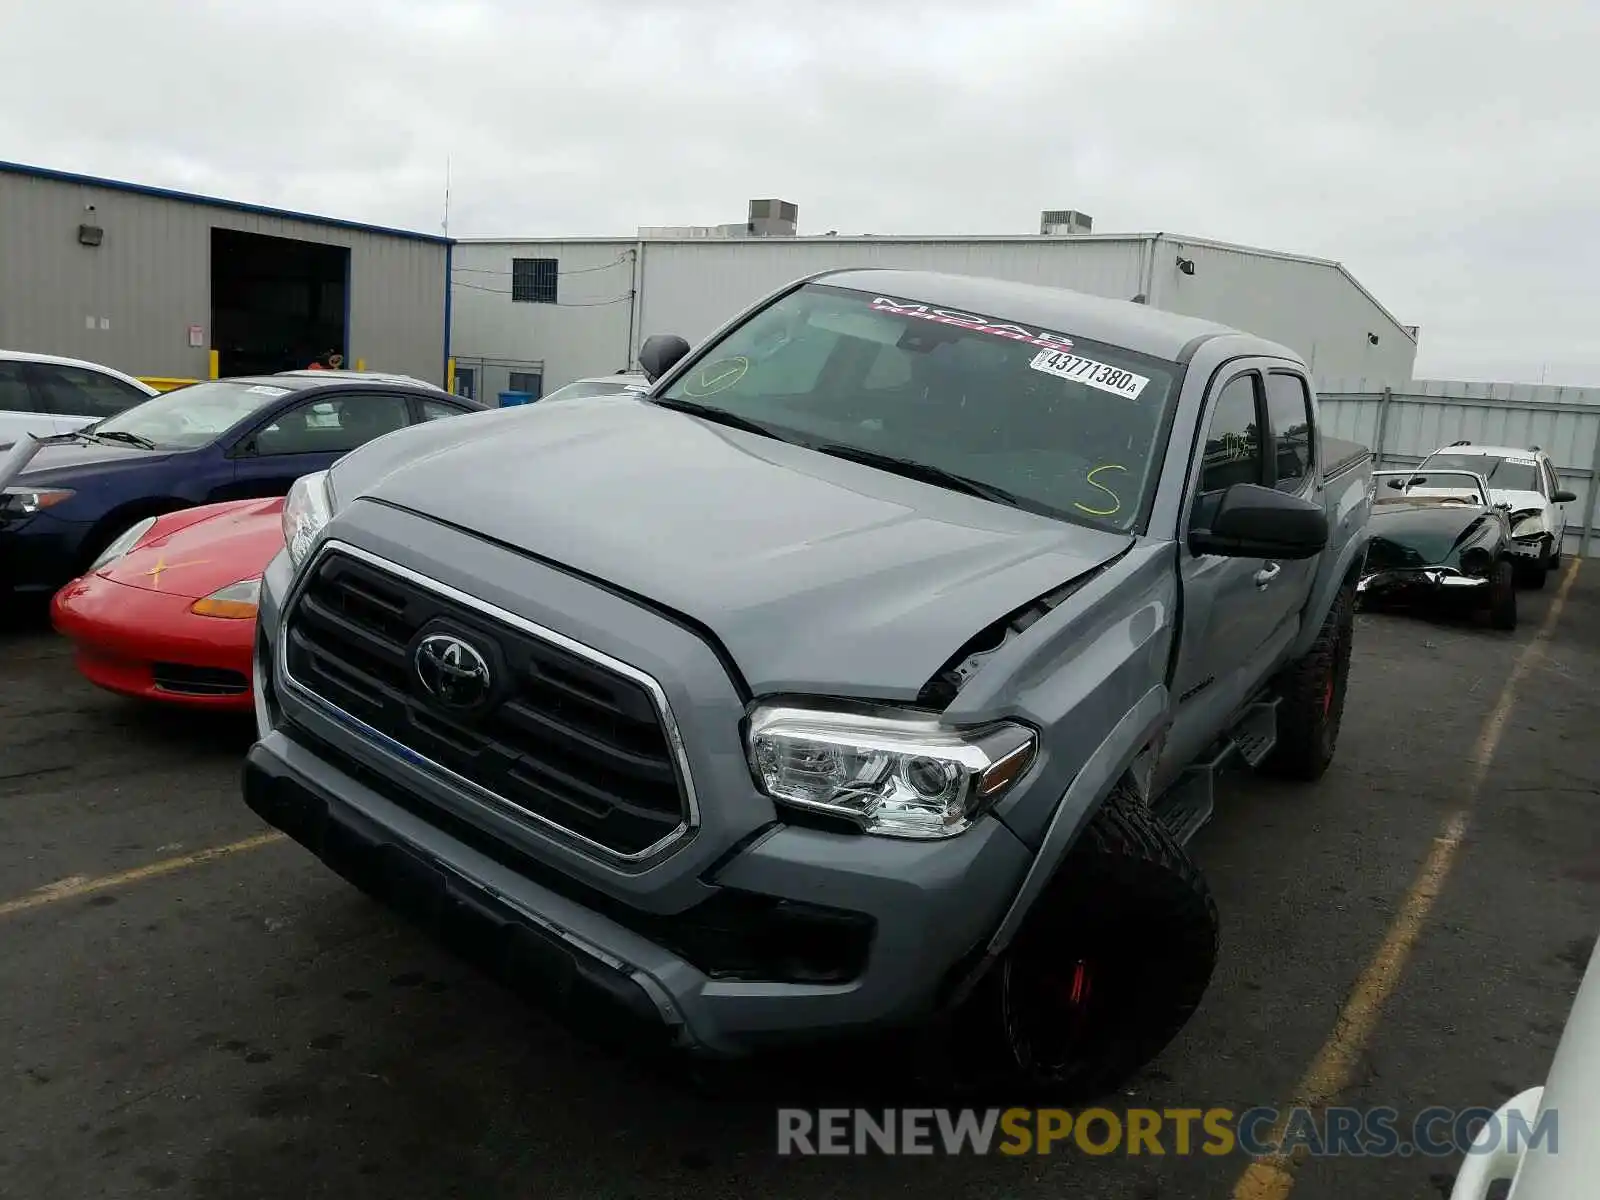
top-left (1, 372), bottom-right (487, 596)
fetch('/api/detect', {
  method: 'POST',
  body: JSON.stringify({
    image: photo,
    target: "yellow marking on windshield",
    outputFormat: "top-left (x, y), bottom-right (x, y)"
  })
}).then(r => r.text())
top-left (1073, 464), bottom-right (1128, 517)
top-left (683, 356), bottom-right (749, 397)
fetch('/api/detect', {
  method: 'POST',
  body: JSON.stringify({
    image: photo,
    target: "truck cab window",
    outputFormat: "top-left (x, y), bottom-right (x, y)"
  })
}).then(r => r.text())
top-left (1199, 373), bottom-right (1264, 495)
top-left (1266, 372), bottom-right (1315, 492)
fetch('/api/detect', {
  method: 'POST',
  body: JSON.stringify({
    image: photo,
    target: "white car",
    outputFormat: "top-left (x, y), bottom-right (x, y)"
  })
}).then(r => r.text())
top-left (1407, 442), bottom-right (1578, 587)
top-left (0, 349), bottom-right (160, 445)
top-left (1450, 933), bottom-right (1598, 1198)
top-left (539, 372), bottom-right (651, 403)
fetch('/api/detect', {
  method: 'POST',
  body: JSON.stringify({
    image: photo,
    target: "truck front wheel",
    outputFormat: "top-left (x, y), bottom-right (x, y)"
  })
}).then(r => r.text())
top-left (1264, 579), bottom-right (1355, 781)
top-left (951, 783), bottom-right (1219, 1103)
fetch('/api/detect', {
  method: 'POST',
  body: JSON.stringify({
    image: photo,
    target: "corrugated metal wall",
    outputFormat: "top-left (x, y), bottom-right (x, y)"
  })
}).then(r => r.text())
top-left (1320, 380), bottom-right (1600, 557)
top-left (451, 234), bottom-right (1416, 393)
top-left (0, 170), bottom-right (449, 385)
top-left (633, 237), bottom-right (1148, 365)
top-left (1150, 238), bottom-right (1418, 386)
top-left (448, 240), bottom-right (636, 394)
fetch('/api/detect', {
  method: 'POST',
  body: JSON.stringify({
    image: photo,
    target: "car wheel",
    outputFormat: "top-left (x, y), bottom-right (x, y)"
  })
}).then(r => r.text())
top-left (948, 782), bottom-right (1219, 1104)
top-left (1489, 559), bottom-right (1518, 630)
top-left (1264, 579), bottom-right (1355, 782)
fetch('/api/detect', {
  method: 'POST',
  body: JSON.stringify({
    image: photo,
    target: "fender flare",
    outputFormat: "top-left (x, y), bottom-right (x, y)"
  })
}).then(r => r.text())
top-left (958, 684), bottom-right (1170, 998)
top-left (1289, 530), bottom-right (1368, 660)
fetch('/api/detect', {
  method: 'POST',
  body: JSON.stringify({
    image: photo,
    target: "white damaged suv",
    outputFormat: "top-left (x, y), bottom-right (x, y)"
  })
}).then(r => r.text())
top-left (1410, 442), bottom-right (1577, 588)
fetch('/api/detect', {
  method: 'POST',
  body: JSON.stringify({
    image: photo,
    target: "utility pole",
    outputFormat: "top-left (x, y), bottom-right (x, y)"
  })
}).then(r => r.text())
top-left (442, 157), bottom-right (452, 237)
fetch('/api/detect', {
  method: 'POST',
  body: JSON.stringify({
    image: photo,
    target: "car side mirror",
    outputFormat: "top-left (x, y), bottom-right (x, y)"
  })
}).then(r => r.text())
top-left (1189, 483), bottom-right (1330, 561)
top-left (638, 334), bottom-right (691, 383)
top-left (1385, 478), bottom-right (1407, 490)
top-left (1553, 489), bottom-right (1578, 504)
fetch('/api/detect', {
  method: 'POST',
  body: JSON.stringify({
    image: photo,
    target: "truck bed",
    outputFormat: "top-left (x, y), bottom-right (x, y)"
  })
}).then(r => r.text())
top-left (1323, 436), bottom-right (1372, 482)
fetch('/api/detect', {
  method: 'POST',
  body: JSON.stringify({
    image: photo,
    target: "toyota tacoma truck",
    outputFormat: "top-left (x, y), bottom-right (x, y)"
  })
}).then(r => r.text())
top-left (243, 269), bottom-right (1373, 1098)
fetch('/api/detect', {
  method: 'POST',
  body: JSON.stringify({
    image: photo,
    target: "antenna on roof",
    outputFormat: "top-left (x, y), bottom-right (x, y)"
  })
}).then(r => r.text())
top-left (442, 156), bottom-right (451, 237)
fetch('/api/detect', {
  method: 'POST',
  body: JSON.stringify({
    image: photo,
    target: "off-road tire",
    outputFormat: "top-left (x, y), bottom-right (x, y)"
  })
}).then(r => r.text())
top-left (947, 782), bottom-right (1219, 1104)
top-left (1263, 579), bottom-right (1355, 781)
top-left (1488, 559), bottom-right (1518, 630)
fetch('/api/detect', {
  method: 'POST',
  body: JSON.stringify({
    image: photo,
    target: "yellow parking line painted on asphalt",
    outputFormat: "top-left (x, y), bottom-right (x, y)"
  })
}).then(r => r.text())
top-left (0, 832), bottom-right (286, 919)
top-left (1232, 559), bottom-right (1582, 1200)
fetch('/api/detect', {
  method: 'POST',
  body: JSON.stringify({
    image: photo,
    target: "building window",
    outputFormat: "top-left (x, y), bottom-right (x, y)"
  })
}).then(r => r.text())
top-left (508, 371), bottom-right (543, 398)
top-left (511, 258), bottom-right (558, 304)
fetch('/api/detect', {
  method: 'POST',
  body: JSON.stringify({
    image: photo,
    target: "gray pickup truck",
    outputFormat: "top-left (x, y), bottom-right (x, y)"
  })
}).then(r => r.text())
top-left (244, 269), bottom-right (1373, 1098)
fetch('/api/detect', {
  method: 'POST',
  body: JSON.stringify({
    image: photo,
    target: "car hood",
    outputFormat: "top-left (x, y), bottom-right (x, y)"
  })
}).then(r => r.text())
top-left (1491, 488), bottom-right (1546, 515)
top-left (330, 396), bottom-right (1133, 698)
top-left (8, 439), bottom-right (170, 484)
top-left (101, 497), bottom-right (286, 598)
top-left (1369, 501), bottom-right (1495, 568)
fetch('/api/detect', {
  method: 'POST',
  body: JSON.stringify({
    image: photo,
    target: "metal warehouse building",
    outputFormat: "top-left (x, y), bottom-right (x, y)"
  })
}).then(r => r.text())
top-left (447, 232), bottom-right (1419, 401)
top-left (0, 161), bottom-right (450, 387)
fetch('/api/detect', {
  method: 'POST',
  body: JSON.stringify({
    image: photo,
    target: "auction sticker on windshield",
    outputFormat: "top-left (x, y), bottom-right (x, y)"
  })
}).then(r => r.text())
top-left (1029, 349), bottom-right (1149, 400)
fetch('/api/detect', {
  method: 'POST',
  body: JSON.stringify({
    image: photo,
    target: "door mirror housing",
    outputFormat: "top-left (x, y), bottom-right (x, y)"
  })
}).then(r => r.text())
top-left (1552, 488), bottom-right (1578, 504)
top-left (638, 334), bottom-right (691, 383)
top-left (1189, 483), bottom-right (1330, 561)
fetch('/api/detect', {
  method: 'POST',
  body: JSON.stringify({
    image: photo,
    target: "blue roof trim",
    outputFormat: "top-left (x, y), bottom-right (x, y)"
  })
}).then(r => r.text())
top-left (0, 159), bottom-right (453, 246)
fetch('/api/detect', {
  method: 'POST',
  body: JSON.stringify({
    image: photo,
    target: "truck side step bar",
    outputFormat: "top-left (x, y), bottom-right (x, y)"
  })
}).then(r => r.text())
top-left (1150, 698), bottom-right (1281, 845)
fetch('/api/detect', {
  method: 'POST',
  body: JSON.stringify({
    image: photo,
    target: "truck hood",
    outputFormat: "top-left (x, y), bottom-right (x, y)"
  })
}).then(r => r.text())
top-left (1491, 488), bottom-right (1546, 516)
top-left (331, 396), bottom-right (1133, 698)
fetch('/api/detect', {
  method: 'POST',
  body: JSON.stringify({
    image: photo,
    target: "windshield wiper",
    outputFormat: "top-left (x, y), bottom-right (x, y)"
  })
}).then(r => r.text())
top-left (649, 397), bottom-right (784, 440)
top-left (93, 430), bottom-right (158, 450)
top-left (806, 442), bottom-right (1025, 507)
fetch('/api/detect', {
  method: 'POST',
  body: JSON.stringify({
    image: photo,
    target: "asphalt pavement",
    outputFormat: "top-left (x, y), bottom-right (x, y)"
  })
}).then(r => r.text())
top-left (1, 569), bottom-right (1596, 1200)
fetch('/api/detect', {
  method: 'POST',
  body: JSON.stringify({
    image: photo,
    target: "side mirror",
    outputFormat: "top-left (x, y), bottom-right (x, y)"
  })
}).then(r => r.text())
top-left (1190, 483), bottom-right (1329, 561)
top-left (1553, 489), bottom-right (1578, 504)
top-left (1386, 478), bottom-right (1407, 490)
top-left (638, 334), bottom-right (691, 383)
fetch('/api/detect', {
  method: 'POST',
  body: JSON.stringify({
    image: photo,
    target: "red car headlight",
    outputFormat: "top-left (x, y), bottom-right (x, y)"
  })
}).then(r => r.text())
top-left (190, 578), bottom-right (261, 620)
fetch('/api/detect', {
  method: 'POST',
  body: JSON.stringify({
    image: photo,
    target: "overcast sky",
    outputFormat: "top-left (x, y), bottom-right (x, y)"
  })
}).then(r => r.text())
top-left (4, 0), bottom-right (1597, 385)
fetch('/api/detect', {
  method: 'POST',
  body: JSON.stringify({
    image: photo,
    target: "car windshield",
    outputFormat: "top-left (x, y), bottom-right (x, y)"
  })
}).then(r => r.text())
top-left (1421, 452), bottom-right (1540, 492)
top-left (652, 283), bottom-right (1181, 532)
top-left (1377, 470), bottom-right (1488, 506)
top-left (87, 379), bottom-right (295, 450)
top-left (542, 380), bottom-right (641, 403)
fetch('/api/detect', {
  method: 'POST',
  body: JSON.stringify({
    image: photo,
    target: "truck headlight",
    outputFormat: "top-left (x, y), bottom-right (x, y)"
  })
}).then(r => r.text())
top-left (747, 705), bottom-right (1037, 839)
top-left (282, 471), bottom-right (334, 567)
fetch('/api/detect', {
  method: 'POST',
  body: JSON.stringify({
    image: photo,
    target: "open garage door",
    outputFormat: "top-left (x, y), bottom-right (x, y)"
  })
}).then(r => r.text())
top-left (211, 228), bottom-right (348, 376)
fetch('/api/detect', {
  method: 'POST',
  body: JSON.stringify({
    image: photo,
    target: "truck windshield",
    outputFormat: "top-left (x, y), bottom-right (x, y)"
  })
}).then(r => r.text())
top-left (652, 283), bottom-right (1181, 532)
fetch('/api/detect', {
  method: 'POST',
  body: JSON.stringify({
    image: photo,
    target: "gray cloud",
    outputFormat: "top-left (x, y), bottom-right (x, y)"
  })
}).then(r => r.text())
top-left (3, 0), bottom-right (1597, 383)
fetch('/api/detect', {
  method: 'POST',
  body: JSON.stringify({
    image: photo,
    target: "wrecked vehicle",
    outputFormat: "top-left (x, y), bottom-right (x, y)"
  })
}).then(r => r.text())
top-left (1359, 468), bottom-right (1518, 630)
top-left (242, 269), bottom-right (1373, 1098)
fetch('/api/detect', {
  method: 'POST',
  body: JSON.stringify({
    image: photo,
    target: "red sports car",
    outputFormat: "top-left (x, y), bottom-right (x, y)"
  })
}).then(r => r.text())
top-left (51, 497), bottom-right (284, 711)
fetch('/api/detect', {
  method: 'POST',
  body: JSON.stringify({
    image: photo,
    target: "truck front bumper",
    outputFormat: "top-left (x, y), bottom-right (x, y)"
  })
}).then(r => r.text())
top-left (245, 541), bottom-right (1035, 1057)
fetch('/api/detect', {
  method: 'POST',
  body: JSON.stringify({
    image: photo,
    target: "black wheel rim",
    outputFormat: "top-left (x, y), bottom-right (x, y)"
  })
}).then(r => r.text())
top-left (1001, 951), bottom-right (1099, 1079)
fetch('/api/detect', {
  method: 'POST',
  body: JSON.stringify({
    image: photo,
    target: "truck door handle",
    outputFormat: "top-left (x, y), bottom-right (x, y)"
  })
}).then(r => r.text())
top-left (1254, 562), bottom-right (1282, 588)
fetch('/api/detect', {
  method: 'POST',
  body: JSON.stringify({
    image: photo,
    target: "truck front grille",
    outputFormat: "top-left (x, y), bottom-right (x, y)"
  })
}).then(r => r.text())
top-left (281, 546), bottom-right (693, 859)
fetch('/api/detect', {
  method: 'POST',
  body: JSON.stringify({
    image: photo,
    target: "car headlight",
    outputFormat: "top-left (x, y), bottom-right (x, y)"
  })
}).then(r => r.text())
top-left (87, 515), bottom-right (158, 573)
top-left (282, 471), bottom-right (334, 567)
top-left (1, 486), bottom-right (74, 516)
top-left (747, 705), bottom-right (1037, 839)
top-left (190, 578), bottom-right (261, 619)
top-left (1510, 511), bottom-right (1546, 539)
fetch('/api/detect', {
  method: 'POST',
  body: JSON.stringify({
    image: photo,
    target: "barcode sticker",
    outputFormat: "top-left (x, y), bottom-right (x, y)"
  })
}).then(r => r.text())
top-left (1029, 349), bottom-right (1149, 400)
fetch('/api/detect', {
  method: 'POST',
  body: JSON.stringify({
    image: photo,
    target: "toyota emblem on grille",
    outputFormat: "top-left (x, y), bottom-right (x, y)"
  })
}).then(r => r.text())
top-left (414, 634), bottom-right (492, 709)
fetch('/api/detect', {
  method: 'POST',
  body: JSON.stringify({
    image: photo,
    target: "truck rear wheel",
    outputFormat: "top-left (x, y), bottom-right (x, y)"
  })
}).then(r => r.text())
top-left (1264, 580), bottom-right (1354, 781)
top-left (951, 782), bottom-right (1219, 1103)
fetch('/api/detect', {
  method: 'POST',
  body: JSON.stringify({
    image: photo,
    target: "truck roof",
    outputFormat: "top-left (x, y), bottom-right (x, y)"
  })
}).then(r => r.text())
top-left (816, 268), bottom-right (1302, 366)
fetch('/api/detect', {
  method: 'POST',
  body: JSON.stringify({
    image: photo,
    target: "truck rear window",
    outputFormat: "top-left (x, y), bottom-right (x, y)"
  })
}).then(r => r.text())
top-left (656, 283), bottom-right (1180, 532)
